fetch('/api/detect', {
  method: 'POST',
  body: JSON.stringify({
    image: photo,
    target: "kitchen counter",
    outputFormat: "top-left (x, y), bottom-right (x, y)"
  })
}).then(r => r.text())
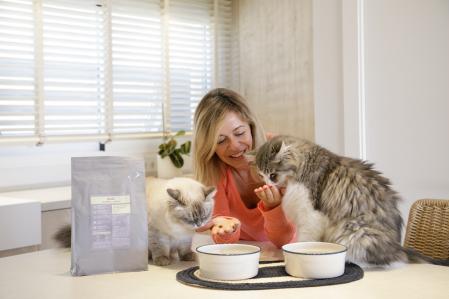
top-left (1, 246), bottom-right (448, 299)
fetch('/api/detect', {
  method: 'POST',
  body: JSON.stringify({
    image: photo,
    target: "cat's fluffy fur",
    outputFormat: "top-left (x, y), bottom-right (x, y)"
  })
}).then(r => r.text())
top-left (54, 177), bottom-right (215, 267)
top-left (146, 177), bottom-right (215, 266)
top-left (252, 135), bottom-right (406, 267)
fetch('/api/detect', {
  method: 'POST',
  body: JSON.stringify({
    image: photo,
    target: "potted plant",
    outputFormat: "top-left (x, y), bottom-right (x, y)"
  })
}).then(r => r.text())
top-left (157, 130), bottom-right (191, 178)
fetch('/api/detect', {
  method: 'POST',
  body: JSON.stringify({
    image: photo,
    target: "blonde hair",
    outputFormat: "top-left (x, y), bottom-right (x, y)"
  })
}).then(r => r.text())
top-left (193, 88), bottom-right (266, 186)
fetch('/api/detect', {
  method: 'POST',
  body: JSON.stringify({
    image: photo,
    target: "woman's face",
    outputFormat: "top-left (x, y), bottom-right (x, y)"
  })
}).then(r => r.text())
top-left (215, 112), bottom-right (253, 170)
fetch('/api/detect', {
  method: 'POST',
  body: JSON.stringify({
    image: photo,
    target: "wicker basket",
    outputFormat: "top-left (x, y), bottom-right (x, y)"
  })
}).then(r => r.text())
top-left (404, 199), bottom-right (449, 260)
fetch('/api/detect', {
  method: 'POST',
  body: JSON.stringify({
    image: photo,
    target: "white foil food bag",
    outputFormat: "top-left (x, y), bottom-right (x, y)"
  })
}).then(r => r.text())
top-left (71, 156), bottom-right (148, 276)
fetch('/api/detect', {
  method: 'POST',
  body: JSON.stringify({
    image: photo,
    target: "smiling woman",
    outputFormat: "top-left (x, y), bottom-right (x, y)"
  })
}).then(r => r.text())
top-left (192, 88), bottom-right (296, 249)
top-left (193, 88), bottom-right (266, 186)
top-left (214, 112), bottom-right (253, 171)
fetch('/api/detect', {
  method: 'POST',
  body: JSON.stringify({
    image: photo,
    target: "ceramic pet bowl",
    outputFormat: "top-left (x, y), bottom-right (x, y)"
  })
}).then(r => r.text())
top-left (282, 242), bottom-right (347, 279)
top-left (196, 244), bottom-right (261, 280)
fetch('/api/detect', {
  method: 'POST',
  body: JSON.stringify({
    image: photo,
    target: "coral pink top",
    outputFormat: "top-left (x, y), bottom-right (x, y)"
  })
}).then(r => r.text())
top-left (213, 167), bottom-right (296, 248)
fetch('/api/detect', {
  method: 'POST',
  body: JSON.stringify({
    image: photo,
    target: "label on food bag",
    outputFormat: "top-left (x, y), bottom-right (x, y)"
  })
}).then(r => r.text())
top-left (90, 195), bottom-right (131, 249)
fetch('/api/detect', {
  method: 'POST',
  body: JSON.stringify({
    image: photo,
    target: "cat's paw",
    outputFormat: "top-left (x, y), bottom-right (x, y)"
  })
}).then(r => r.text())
top-left (153, 256), bottom-right (172, 266)
top-left (180, 252), bottom-right (196, 261)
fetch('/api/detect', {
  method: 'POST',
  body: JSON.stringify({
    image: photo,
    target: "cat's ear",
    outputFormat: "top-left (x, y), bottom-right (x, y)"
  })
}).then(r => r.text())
top-left (203, 186), bottom-right (216, 200)
top-left (167, 188), bottom-right (184, 205)
top-left (275, 140), bottom-right (300, 165)
top-left (275, 141), bottom-right (293, 161)
top-left (244, 149), bottom-right (257, 164)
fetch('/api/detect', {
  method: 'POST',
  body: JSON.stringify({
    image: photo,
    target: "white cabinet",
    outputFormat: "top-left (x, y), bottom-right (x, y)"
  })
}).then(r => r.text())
top-left (0, 197), bottom-right (41, 251)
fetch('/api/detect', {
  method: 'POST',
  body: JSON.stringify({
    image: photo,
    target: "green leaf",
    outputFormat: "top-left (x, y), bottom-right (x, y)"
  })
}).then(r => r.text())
top-left (158, 144), bottom-right (167, 158)
top-left (169, 150), bottom-right (184, 168)
top-left (158, 131), bottom-right (190, 167)
top-left (174, 130), bottom-right (185, 138)
top-left (179, 141), bottom-right (191, 155)
top-left (167, 139), bottom-right (177, 153)
top-left (158, 149), bottom-right (168, 158)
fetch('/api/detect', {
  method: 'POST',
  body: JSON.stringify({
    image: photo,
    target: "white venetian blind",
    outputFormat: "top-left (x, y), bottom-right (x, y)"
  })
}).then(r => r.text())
top-left (215, 0), bottom-right (232, 88)
top-left (0, 0), bottom-right (233, 145)
top-left (42, 0), bottom-right (106, 140)
top-left (111, 0), bottom-right (163, 135)
top-left (0, 0), bottom-right (35, 139)
top-left (167, 0), bottom-right (212, 132)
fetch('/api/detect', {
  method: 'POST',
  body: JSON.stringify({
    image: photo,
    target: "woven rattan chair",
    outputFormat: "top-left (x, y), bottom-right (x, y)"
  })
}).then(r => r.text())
top-left (404, 199), bottom-right (449, 260)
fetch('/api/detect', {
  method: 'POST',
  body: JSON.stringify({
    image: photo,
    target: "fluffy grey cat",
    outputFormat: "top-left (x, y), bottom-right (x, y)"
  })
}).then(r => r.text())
top-left (251, 135), bottom-right (407, 267)
top-left (55, 177), bottom-right (215, 267)
top-left (146, 177), bottom-right (215, 266)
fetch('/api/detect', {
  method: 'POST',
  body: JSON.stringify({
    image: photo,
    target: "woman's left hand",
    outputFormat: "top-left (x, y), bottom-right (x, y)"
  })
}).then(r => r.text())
top-left (254, 184), bottom-right (282, 210)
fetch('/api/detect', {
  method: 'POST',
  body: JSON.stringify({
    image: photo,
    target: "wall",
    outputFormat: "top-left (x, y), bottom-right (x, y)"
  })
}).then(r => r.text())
top-left (362, 0), bottom-right (449, 218)
top-left (314, 0), bottom-right (449, 222)
top-left (234, 0), bottom-right (315, 139)
top-left (312, 0), bottom-right (344, 154)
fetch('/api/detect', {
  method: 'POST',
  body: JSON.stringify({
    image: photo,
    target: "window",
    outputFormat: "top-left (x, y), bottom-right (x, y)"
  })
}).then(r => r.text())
top-left (0, 0), bottom-right (233, 145)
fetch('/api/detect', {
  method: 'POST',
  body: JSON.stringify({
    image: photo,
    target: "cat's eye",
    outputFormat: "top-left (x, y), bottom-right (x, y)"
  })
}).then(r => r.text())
top-left (269, 173), bottom-right (278, 182)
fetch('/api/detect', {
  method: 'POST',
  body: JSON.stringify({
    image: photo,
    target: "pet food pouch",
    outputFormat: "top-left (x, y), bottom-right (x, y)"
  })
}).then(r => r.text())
top-left (71, 156), bottom-right (148, 276)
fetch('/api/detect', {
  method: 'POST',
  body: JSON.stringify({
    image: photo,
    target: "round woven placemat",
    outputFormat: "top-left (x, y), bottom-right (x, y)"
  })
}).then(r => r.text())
top-left (176, 261), bottom-right (364, 290)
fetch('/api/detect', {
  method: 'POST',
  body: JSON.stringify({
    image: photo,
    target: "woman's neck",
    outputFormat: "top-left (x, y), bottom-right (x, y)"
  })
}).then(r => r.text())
top-left (230, 167), bottom-right (264, 209)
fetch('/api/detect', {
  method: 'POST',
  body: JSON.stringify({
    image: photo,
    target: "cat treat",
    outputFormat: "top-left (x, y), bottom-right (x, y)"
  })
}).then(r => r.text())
top-left (70, 156), bottom-right (148, 276)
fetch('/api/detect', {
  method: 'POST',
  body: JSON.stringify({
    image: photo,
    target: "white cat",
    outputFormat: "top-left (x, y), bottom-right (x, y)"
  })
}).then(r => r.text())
top-left (146, 177), bottom-right (215, 266)
top-left (54, 177), bottom-right (215, 267)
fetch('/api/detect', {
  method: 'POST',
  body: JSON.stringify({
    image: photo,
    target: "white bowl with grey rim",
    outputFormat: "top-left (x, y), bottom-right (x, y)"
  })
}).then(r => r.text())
top-left (196, 244), bottom-right (261, 280)
top-left (282, 242), bottom-right (347, 279)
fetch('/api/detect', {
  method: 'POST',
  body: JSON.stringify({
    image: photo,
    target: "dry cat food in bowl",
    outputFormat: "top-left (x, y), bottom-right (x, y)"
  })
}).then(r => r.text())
top-left (282, 242), bottom-right (347, 279)
top-left (196, 244), bottom-right (261, 280)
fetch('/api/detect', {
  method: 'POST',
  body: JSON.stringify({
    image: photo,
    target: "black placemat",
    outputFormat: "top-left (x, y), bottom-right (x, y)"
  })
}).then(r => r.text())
top-left (176, 261), bottom-right (364, 290)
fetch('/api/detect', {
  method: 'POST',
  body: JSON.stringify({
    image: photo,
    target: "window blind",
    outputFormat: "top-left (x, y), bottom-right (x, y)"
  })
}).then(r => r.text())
top-left (168, 0), bottom-right (212, 132)
top-left (0, 0), bottom-right (36, 140)
top-left (42, 0), bottom-right (106, 140)
top-left (0, 0), bottom-right (233, 145)
top-left (111, 0), bottom-right (164, 136)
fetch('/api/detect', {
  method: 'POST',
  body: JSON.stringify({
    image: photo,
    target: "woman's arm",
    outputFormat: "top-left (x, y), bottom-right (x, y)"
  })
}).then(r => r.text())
top-left (258, 201), bottom-right (296, 248)
top-left (195, 179), bottom-right (241, 243)
top-left (255, 185), bottom-right (296, 248)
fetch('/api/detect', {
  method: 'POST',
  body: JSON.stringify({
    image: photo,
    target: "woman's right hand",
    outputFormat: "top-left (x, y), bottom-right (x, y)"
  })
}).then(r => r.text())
top-left (254, 184), bottom-right (283, 210)
top-left (211, 216), bottom-right (240, 234)
top-left (196, 216), bottom-right (241, 243)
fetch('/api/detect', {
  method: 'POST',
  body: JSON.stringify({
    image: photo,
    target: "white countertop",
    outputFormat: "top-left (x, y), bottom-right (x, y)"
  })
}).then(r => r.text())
top-left (0, 186), bottom-right (71, 211)
top-left (0, 246), bottom-right (448, 299)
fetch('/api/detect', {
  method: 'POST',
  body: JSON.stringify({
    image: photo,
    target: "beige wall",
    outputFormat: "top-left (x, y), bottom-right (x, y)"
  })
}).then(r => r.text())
top-left (233, 0), bottom-right (314, 139)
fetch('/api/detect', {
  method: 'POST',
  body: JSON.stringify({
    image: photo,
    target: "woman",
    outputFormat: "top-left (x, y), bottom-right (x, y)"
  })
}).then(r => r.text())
top-left (193, 88), bottom-right (295, 248)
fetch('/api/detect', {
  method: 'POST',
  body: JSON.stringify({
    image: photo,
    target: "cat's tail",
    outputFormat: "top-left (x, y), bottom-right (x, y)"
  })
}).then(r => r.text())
top-left (404, 247), bottom-right (449, 266)
top-left (53, 224), bottom-right (71, 248)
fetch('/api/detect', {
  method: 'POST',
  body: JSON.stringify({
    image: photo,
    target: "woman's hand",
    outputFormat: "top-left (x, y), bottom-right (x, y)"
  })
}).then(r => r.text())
top-left (210, 216), bottom-right (240, 235)
top-left (254, 184), bottom-right (282, 210)
top-left (196, 216), bottom-right (241, 243)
